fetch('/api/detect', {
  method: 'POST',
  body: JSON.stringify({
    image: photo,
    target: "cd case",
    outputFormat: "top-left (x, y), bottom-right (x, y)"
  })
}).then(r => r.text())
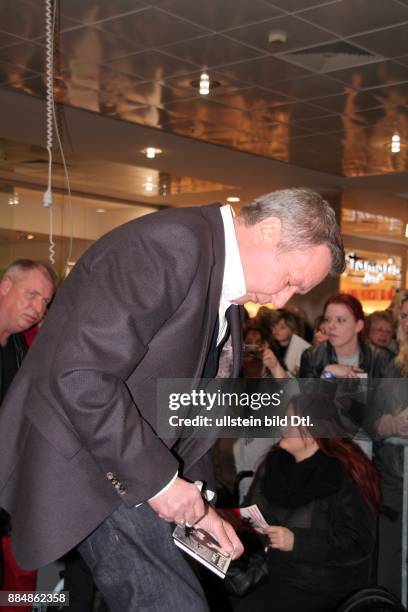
top-left (173, 525), bottom-right (232, 578)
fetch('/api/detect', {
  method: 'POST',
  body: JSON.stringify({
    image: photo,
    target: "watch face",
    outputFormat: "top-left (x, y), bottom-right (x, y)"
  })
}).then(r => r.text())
top-left (322, 370), bottom-right (334, 379)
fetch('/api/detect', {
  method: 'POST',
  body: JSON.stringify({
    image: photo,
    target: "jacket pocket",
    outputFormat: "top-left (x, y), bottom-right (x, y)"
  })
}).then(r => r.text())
top-left (26, 400), bottom-right (82, 460)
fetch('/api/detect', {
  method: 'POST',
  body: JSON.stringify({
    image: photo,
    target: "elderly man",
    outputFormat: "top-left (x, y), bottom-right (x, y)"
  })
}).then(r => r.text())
top-left (0, 260), bottom-right (55, 606)
top-left (0, 189), bottom-right (344, 612)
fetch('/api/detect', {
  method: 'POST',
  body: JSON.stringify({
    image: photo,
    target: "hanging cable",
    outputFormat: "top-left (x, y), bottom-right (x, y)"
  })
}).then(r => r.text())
top-left (44, 0), bottom-right (55, 265)
top-left (44, 0), bottom-right (74, 274)
top-left (52, 99), bottom-right (74, 275)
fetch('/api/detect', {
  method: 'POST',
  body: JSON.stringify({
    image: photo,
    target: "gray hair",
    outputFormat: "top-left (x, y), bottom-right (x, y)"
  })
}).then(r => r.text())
top-left (4, 259), bottom-right (57, 291)
top-left (239, 188), bottom-right (345, 275)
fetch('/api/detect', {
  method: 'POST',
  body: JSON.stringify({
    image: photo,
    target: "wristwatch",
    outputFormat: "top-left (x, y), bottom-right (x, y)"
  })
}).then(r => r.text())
top-left (322, 369), bottom-right (335, 380)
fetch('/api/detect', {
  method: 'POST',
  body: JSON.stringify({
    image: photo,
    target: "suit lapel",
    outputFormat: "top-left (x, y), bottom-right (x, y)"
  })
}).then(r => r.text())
top-left (192, 205), bottom-right (225, 384)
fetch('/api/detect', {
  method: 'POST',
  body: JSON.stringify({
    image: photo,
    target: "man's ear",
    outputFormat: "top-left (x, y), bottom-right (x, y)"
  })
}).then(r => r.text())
top-left (0, 275), bottom-right (13, 297)
top-left (254, 217), bottom-right (282, 247)
top-left (356, 319), bottom-right (365, 334)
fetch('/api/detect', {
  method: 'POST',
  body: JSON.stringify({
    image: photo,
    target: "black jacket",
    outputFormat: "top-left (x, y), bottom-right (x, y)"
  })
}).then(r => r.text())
top-left (246, 449), bottom-right (376, 600)
top-left (299, 339), bottom-right (392, 379)
top-left (298, 341), bottom-right (392, 434)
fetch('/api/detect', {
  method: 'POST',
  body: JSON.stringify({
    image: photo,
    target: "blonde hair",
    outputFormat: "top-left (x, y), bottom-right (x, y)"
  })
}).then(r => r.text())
top-left (395, 295), bottom-right (408, 375)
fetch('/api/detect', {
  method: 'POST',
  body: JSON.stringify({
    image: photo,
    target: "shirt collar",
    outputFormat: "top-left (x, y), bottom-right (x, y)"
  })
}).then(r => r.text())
top-left (220, 205), bottom-right (246, 304)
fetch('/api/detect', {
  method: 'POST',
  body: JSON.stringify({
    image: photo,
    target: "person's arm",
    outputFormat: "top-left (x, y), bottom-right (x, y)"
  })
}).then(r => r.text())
top-left (298, 347), bottom-right (317, 378)
top-left (50, 223), bottom-right (202, 508)
top-left (368, 364), bottom-right (408, 438)
top-left (262, 346), bottom-right (289, 379)
top-left (321, 364), bottom-right (363, 379)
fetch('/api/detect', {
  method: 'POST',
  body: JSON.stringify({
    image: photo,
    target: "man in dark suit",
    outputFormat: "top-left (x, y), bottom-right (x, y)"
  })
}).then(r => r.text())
top-left (0, 189), bottom-right (344, 611)
top-left (0, 260), bottom-right (55, 609)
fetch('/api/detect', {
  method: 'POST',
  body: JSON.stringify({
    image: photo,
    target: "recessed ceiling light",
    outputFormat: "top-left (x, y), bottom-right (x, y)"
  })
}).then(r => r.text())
top-left (391, 133), bottom-right (401, 154)
top-left (142, 147), bottom-right (162, 159)
top-left (199, 71), bottom-right (210, 95)
top-left (190, 74), bottom-right (220, 95)
top-left (95, 208), bottom-right (106, 213)
top-left (227, 196), bottom-right (240, 203)
top-left (268, 29), bottom-right (287, 44)
top-left (26, 233), bottom-right (35, 240)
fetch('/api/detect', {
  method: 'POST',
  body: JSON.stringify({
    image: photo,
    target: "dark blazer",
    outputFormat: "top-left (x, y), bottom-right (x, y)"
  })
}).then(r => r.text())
top-left (0, 204), bottom-right (241, 569)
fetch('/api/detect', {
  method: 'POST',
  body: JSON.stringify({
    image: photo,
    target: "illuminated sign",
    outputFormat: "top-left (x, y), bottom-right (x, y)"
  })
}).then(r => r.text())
top-left (345, 251), bottom-right (401, 285)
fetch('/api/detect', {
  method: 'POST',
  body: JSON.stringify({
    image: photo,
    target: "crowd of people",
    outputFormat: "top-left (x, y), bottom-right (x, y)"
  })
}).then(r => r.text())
top-left (0, 189), bottom-right (406, 612)
top-left (217, 288), bottom-right (408, 611)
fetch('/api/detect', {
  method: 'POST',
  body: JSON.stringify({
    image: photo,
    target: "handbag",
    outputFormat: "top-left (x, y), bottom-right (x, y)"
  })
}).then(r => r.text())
top-left (224, 531), bottom-right (269, 597)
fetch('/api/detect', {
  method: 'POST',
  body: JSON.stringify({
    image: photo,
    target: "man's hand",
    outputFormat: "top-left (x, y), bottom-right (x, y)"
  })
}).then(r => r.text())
top-left (266, 525), bottom-right (294, 551)
top-left (195, 506), bottom-right (244, 560)
top-left (148, 477), bottom-right (206, 525)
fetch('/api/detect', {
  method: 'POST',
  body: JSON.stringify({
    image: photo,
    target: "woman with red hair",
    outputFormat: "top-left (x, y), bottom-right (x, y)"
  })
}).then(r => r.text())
top-left (233, 394), bottom-right (380, 612)
top-left (299, 293), bottom-right (391, 380)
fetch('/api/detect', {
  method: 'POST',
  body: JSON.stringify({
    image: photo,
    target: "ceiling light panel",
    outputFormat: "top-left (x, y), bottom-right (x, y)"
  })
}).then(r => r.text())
top-left (328, 60), bottom-right (408, 90)
top-left (351, 22), bottom-right (408, 59)
top-left (301, 0), bottom-right (408, 38)
top-left (93, 8), bottom-right (209, 49)
top-left (225, 14), bottom-right (334, 53)
top-left (163, 34), bottom-right (262, 68)
top-left (2, 0), bottom-right (408, 178)
top-left (151, 0), bottom-right (283, 31)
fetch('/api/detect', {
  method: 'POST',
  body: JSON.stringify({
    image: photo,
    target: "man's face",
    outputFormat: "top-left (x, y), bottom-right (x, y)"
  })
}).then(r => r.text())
top-left (236, 239), bottom-right (332, 307)
top-left (0, 268), bottom-right (54, 334)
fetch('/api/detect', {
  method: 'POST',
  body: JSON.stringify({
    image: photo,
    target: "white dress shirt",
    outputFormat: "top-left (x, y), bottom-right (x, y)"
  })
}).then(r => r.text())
top-left (149, 205), bottom-right (246, 502)
top-left (217, 205), bottom-right (246, 345)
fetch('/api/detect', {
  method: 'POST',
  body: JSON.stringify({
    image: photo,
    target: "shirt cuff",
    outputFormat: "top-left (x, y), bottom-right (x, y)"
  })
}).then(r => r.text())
top-left (148, 471), bottom-right (178, 501)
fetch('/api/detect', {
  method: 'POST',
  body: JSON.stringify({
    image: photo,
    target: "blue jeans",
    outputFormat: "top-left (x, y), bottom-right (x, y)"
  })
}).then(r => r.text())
top-left (78, 503), bottom-right (209, 612)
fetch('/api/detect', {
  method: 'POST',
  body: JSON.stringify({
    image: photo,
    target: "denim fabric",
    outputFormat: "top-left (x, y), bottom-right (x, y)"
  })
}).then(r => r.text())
top-left (78, 503), bottom-right (210, 612)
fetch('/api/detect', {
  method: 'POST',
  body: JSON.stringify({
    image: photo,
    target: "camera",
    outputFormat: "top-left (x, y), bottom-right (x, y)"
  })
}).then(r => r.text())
top-left (243, 343), bottom-right (262, 359)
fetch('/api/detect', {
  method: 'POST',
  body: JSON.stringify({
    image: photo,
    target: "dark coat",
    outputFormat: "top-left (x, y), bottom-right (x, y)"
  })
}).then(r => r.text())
top-left (0, 204), bottom-right (241, 569)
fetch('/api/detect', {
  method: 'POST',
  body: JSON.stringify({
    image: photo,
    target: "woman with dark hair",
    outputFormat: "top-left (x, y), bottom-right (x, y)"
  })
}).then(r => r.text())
top-left (300, 293), bottom-right (391, 380)
top-left (242, 320), bottom-right (288, 379)
top-left (312, 314), bottom-right (329, 346)
top-left (272, 310), bottom-right (310, 376)
top-left (233, 394), bottom-right (380, 612)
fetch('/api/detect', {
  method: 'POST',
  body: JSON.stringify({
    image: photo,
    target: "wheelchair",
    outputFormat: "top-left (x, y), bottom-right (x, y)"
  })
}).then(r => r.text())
top-left (336, 587), bottom-right (406, 611)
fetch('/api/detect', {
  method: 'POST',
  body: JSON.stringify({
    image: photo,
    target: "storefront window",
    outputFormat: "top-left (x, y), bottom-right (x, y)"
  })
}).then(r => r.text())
top-left (340, 249), bottom-right (402, 313)
top-left (342, 208), bottom-right (404, 239)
